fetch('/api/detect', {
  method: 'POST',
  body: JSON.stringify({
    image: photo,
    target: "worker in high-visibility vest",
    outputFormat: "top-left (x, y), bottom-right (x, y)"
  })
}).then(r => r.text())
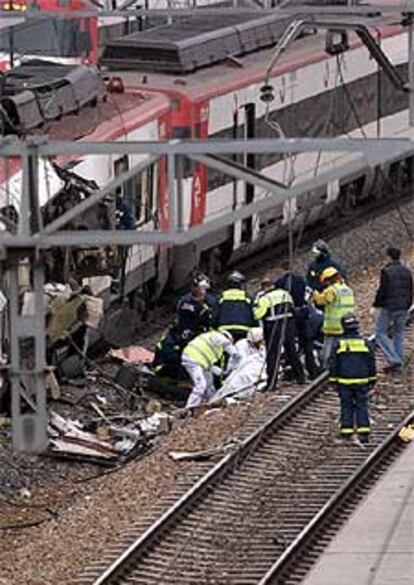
top-left (181, 330), bottom-right (237, 409)
top-left (312, 267), bottom-right (355, 366)
top-left (329, 314), bottom-right (376, 443)
top-left (254, 285), bottom-right (305, 389)
top-left (216, 271), bottom-right (255, 342)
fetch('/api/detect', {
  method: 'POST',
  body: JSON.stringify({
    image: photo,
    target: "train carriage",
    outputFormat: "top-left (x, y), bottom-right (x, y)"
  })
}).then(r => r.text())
top-left (103, 12), bottom-right (413, 282)
top-left (1, 8), bottom-right (414, 314)
top-left (0, 61), bottom-right (171, 303)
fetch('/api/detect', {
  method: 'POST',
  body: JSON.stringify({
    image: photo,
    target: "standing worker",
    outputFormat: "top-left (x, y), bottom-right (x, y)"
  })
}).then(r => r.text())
top-left (329, 314), bottom-right (376, 443)
top-left (176, 274), bottom-right (213, 342)
top-left (182, 329), bottom-right (237, 409)
top-left (216, 271), bottom-right (255, 342)
top-left (313, 267), bottom-right (355, 366)
top-left (374, 247), bottom-right (413, 373)
top-left (254, 284), bottom-right (305, 388)
top-left (275, 260), bottom-right (319, 379)
top-left (307, 239), bottom-right (347, 291)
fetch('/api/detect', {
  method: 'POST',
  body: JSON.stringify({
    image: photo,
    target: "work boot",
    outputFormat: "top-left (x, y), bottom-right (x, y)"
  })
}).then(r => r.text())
top-left (358, 434), bottom-right (370, 444)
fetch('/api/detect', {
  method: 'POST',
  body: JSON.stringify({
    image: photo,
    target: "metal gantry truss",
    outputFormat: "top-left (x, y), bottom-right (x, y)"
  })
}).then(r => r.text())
top-left (2, 1), bottom-right (414, 451)
top-left (1, 135), bottom-right (414, 451)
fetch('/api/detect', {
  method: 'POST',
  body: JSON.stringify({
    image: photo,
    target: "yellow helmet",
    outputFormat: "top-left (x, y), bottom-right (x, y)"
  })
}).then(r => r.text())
top-left (320, 266), bottom-right (339, 283)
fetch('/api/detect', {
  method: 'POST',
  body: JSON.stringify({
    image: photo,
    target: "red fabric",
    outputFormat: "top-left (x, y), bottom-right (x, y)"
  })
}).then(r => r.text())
top-left (109, 346), bottom-right (154, 364)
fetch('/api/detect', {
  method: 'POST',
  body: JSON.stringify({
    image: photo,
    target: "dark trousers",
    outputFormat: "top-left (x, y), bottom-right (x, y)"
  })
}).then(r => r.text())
top-left (264, 318), bottom-right (305, 389)
top-left (296, 315), bottom-right (319, 379)
top-left (337, 383), bottom-right (371, 435)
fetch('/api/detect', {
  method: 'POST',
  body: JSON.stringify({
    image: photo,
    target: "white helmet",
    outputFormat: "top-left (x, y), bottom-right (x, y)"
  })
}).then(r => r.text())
top-left (247, 327), bottom-right (264, 345)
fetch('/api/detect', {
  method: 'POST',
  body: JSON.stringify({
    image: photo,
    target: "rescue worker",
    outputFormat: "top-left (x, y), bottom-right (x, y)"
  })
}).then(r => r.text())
top-left (181, 329), bottom-right (237, 409)
top-left (307, 239), bottom-right (347, 292)
top-left (329, 314), bottom-right (376, 443)
top-left (254, 285), bottom-right (305, 389)
top-left (152, 325), bottom-right (187, 380)
top-left (312, 267), bottom-right (355, 367)
top-left (254, 276), bottom-right (274, 302)
top-left (275, 261), bottom-right (319, 379)
top-left (216, 271), bottom-right (255, 342)
top-left (176, 274), bottom-right (213, 341)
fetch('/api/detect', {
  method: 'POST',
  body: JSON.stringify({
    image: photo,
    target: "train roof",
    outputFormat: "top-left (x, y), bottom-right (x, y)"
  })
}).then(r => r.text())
top-left (46, 90), bottom-right (170, 142)
top-left (101, 12), bottom-right (295, 74)
top-left (113, 13), bottom-right (403, 103)
top-left (0, 60), bottom-right (170, 142)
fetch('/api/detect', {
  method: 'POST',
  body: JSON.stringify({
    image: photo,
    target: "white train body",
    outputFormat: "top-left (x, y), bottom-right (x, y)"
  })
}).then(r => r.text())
top-left (1, 17), bottom-right (413, 303)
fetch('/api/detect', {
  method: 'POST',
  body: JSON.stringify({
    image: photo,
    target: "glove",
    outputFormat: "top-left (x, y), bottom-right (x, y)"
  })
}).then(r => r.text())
top-left (305, 286), bottom-right (313, 302)
top-left (211, 365), bottom-right (223, 377)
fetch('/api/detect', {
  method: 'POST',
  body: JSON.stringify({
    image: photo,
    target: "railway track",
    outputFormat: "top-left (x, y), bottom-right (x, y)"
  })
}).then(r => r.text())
top-left (75, 322), bottom-right (414, 585)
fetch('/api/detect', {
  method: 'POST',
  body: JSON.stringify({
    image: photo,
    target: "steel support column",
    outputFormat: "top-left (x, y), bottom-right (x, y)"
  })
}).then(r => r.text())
top-left (9, 258), bottom-right (47, 452)
top-left (9, 143), bottom-right (48, 452)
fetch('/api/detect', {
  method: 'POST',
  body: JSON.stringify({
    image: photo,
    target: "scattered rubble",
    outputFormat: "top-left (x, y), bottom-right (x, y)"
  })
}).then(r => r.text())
top-left (0, 205), bottom-right (412, 585)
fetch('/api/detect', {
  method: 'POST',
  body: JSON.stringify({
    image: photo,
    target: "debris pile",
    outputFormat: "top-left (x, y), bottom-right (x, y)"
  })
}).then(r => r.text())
top-left (48, 409), bottom-right (172, 465)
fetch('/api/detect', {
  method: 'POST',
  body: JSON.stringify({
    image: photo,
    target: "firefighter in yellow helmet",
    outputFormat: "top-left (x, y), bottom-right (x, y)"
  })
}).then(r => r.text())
top-left (312, 267), bottom-right (355, 366)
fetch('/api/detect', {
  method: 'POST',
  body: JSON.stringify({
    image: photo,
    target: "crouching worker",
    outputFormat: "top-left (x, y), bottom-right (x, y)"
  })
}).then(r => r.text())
top-left (182, 330), bottom-right (236, 409)
top-left (152, 325), bottom-right (188, 380)
top-left (329, 314), bottom-right (376, 443)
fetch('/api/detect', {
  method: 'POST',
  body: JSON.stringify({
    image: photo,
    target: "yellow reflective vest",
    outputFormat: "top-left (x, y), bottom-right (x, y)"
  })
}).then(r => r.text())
top-left (254, 289), bottom-right (293, 321)
top-left (183, 331), bottom-right (224, 369)
top-left (314, 282), bottom-right (355, 335)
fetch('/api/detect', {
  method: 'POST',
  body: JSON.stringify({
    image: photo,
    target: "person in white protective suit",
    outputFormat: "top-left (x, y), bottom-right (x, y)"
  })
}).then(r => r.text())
top-left (211, 327), bottom-right (267, 404)
top-left (181, 329), bottom-right (237, 409)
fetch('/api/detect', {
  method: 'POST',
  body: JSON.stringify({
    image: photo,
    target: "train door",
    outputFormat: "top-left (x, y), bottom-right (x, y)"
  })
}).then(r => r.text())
top-left (113, 156), bottom-right (133, 297)
top-left (232, 102), bottom-right (256, 249)
top-left (241, 102), bottom-right (256, 244)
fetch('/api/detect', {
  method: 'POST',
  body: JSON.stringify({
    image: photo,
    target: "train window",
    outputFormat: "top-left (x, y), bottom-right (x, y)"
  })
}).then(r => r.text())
top-left (145, 164), bottom-right (155, 222)
top-left (113, 157), bottom-right (158, 227)
top-left (133, 173), bottom-right (143, 223)
top-left (114, 155), bottom-right (135, 224)
top-left (127, 163), bottom-right (156, 225)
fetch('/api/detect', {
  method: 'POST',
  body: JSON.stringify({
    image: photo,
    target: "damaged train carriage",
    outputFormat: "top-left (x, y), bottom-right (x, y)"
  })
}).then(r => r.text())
top-left (1, 11), bottom-right (414, 323)
top-left (0, 60), bottom-right (172, 309)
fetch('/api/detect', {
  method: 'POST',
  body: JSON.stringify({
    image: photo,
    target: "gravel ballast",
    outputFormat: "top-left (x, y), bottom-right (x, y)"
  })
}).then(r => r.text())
top-left (0, 201), bottom-right (413, 585)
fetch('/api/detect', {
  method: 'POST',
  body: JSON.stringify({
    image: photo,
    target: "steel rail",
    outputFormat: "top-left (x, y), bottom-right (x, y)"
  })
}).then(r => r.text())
top-left (89, 309), bottom-right (414, 585)
top-left (91, 371), bottom-right (328, 585)
top-left (258, 409), bottom-right (414, 585)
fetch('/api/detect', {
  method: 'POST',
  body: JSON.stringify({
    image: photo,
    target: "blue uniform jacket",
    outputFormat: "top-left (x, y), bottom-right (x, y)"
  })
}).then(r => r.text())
top-left (153, 329), bottom-right (185, 368)
top-left (307, 254), bottom-right (348, 291)
top-left (274, 273), bottom-right (307, 308)
top-left (216, 288), bottom-right (255, 331)
top-left (176, 292), bottom-right (213, 338)
top-left (329, 333), bottom-right (376, 386)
